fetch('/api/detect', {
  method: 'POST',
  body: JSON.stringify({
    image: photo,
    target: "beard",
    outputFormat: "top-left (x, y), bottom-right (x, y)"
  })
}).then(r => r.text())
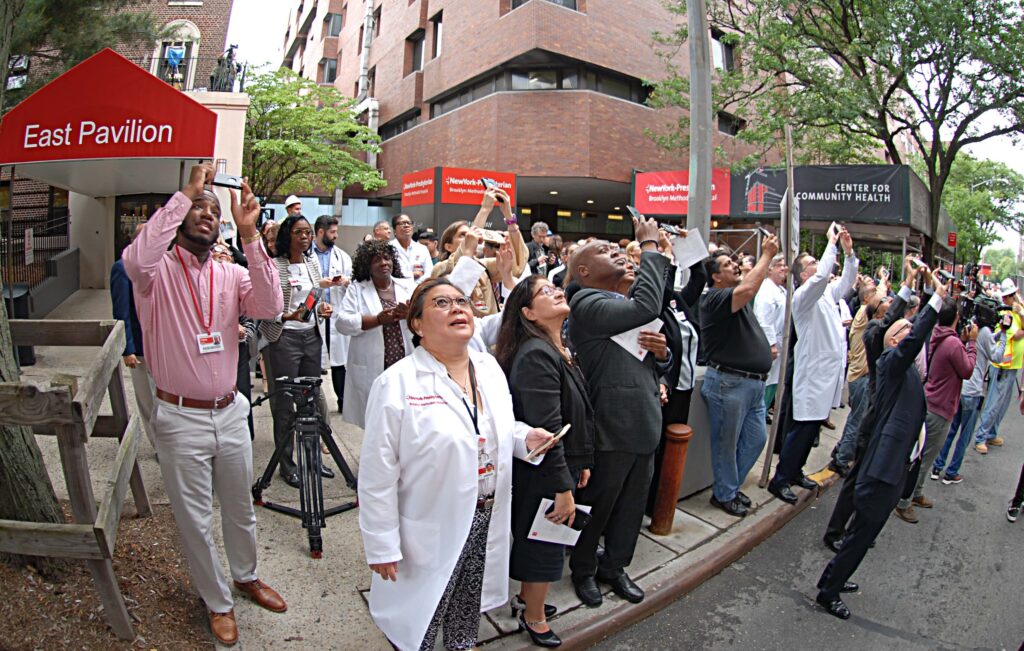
top-left (321, 235), bottom-right (336, 248)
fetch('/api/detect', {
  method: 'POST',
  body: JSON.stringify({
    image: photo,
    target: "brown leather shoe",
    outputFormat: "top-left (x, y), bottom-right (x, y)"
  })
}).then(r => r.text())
top-left (912, 495), bottom-right (934, 508)
top-left (234, 578), bottom-right (288, 613)
top-left (209, 609), bottom-right (238, 646)
top-left (894, 505), bottom-right (919, 523)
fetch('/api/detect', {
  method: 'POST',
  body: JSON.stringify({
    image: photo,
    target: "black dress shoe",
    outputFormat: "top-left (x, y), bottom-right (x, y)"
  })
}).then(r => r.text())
top-left (816, 594), bottom-right (851, 619)
top-left (710, 495), bottom-right (748, 517)
top-left (281, 472), bottom-right (300, 488)
top-left (572, 575), bottom-right (603, 608)
top-left (596, 571), bottom-right (644, 603)
top-left (828, 460), bottom-right (850, 477)
top-left (840, 581), bottom-right (859, 593)
top-left (823, 535), bottom-right (843, 553)
top-left (794, 476), bottom-right (819, 490)
top-left (768, 481), bottom-right (798, 505)
top-left (510, 594), bottom-right (557, 619)
top-left (736, 491), bottom-right (752, 507)
top-left (320, 464), bottom-right (335, 479)
top-left (518, 613), bottom-right (562, 647)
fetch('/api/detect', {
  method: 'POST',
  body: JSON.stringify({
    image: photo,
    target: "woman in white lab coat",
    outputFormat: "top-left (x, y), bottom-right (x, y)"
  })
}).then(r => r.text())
top-left (336, 240), bottom-right (414, 428)
top-left (358, 278), bottom-right (552, 651)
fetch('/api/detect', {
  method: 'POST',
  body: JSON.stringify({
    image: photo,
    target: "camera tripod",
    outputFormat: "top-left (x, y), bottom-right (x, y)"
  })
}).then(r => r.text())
top-left (251, 377), bottom-right (357, 558)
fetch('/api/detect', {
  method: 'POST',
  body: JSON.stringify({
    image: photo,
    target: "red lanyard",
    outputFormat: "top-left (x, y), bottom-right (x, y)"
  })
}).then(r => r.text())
top-left (175, 246), bottom-right (215, 334)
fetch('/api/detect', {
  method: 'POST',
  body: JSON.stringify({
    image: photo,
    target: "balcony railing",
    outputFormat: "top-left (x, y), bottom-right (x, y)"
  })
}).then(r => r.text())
top-left (124, 55), bottom-right (249, 93)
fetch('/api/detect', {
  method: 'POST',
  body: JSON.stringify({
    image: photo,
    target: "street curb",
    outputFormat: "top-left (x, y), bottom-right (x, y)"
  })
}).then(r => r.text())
top-left (508, 469), bottom-right (840, 650)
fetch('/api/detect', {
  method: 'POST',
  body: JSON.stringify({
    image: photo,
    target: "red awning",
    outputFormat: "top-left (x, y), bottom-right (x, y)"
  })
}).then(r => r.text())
top-left (0, 48), bottom-right (218, 197)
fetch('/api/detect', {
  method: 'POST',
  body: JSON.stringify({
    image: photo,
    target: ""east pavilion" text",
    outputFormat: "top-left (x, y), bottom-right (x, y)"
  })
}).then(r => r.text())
top-left (22, 119), bottom-right (174, 149)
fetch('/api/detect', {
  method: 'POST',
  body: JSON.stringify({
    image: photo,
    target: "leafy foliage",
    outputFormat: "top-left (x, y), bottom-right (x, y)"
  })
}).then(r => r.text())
top-left (983, 247), bottom-right (1022, 282)
top-left (242, 68), bottom-right (385, 199)
top-left (3, 0), bottom-right (162, 113)
top-left (651, 0), bottom-right (1024, 259)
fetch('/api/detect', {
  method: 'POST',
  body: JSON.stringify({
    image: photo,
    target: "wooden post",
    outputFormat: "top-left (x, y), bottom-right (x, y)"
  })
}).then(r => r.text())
top-left (107, 367), bottom-right (151, 517)
top-left (649, 424), bottom-right (694, 535)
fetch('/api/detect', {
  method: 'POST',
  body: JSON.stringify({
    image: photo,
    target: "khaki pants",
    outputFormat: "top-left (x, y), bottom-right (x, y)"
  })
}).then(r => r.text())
top-left (127, 358), bottom-right (157, 450)
top-left (151, 392), bottom-right (258, 613)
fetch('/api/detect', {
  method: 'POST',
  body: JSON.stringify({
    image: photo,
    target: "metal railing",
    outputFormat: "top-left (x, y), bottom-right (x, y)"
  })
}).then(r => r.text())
top-left (124, 55), bottom-right (249, 93)
top-left (1, 210), bottom-right (70, 289)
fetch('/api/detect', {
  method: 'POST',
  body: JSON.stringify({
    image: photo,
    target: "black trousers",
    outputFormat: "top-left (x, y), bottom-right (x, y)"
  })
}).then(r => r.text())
top-left (774, 419), bottom-right (824, 485)
top-left (236, 343), bottom-right (254, 440)
top-left (817, 479), bottom-right (900, 601)
top-left (570, 450), bottom-right (655, 579)
top-left (1012, 463), bottom-right (1024, 506)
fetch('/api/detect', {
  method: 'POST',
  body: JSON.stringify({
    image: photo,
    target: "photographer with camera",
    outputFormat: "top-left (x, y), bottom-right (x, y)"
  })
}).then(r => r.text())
top-left (973, 278), bottom-right (1024, 453)
top-left (932, 296), bottom-right (1006, 484)
top-left (122, 164), bottom-right (287, 646)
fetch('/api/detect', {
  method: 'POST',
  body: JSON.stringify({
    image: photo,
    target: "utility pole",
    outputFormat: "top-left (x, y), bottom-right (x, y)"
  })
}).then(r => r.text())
top-left (687, 0), bottom-right (713, 236)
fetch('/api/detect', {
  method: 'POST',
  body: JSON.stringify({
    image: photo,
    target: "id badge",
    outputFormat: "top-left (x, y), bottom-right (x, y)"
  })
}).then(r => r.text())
top-left (197, 332), bottom-right (225, 354)
top-left (289, 277), bottom-right (301, 287)
top-left (478, 439), bottom-right (495, 480)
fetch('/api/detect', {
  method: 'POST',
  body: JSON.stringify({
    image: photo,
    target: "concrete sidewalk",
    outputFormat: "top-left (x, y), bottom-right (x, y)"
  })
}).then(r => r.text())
top-left (23, 290), bottom-right (846, 649)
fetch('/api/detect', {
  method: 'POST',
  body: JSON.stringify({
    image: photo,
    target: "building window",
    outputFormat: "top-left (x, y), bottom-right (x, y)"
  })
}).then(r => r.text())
top-left (717, 111), bottom-right (746, 135)
top-left (373, 6), bottom-right (382, 38)
top-left (711, 29), bottom-right (735, 72)
top-left (151, 20), bottom-right (201, 90)
top-left (379, 109), bottom-right (421, 140)
top-left (406, 30), bottom-right (425, 75)
top-left (325, 12), bottom-right (343, 37)
top-left (367, 66), bottom-right (376, 96)
top-left (512, 0), bottom-right (577, 9)
top-left (320, 58), bottom-right (338, 83)
top-left (511, 70), bottom-right (557, 90)
top-left (431, 12), bottom-right (443, 59)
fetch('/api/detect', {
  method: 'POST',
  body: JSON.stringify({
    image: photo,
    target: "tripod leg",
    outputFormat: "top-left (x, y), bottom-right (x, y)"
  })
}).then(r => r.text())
top-left (252, 414), bottom-right (296, 504)
top-left (321, 421), bottom-right (358, 490)
top-left (297, 421), bottom-right (325, 558)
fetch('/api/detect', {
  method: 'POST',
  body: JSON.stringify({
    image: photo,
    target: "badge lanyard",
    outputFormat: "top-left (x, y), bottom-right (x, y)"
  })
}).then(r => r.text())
top-left (452, 360), bottom-right (480, 437)
top-left (175, 245), bottom-right (215, 334)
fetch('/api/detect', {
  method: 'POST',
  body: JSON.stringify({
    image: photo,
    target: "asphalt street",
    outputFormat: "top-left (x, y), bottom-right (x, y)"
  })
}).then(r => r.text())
top-left (594, 409), bottom-right (1024, 651)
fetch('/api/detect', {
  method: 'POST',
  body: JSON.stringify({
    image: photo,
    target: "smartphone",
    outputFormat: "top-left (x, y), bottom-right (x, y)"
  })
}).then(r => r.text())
top-left (545, 505), bottom-right (593, 531)
top-left (909, 257), bottom-right (925, 269)
top-left (296, 288), bottom-right (323, 322)
top-left (480, 178), bottom-right (505, 203)
top-left (659, 222), bottom-right (680, 235)
top-left (757, 226), bottom-right (772, 238)
top-left (332, 275), bottom-right (343, 282)
top-left (211, 173), bottom-right (243, 190)
top-left (936, 269), bottom-right (954, 283)
top-left (626, 205), bottom-right (642, 220)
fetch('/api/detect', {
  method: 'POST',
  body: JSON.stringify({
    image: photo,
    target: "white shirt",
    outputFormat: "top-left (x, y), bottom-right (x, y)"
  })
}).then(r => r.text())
top-left (754, 278), bottom-right (787, 384)
top-left (284, 262), bottom-right (316, 331)
top-left (390, 238), bottom-right (434, 283)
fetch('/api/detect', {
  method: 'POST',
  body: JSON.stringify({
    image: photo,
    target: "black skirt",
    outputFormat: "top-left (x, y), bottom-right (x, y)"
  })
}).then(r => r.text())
top-left (509, 458), bottom-right (580, 583)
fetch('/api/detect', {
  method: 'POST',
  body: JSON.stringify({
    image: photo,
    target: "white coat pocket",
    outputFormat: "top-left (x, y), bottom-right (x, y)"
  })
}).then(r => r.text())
top-left (399, 515), bottom-right (440, 566)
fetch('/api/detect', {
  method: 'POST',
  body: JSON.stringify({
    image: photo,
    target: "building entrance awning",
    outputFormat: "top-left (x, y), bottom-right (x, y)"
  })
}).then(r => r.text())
top-left (0, 48), bottom-right (217, 197)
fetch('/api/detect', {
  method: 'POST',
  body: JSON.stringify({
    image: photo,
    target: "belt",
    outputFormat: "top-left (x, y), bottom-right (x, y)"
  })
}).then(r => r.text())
top-left (708, 362), bottom-right (767, 382)
top-left (476, 495), bottom-right (495, 510)
top-left (156, 386), bottom-right (237, 410)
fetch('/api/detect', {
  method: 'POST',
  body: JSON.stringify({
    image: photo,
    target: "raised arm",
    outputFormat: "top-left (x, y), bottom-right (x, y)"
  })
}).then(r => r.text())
top-left (793, 240), bottom-right (837, 314)
top-left (731, 235), bottom-right (780, 313)
top-left (571, 251), bottom-right (669, 335)
top-left (829, 228), bottom-right (858, 303)
top-left (233, 179), bottom-right (283, 319)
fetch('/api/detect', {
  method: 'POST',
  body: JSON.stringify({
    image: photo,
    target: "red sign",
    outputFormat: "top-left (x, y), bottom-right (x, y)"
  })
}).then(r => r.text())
top-left (0, 49), bottom-right (217, 165)
top-left (440, 167), bottom-right (516, 207)
top-left (633, 169), bottom-right (732, 216)
top-left (401, 167), bottom-right (436, 207)
top-left (948, 232), bottom-right (957, 248)
top-left (979, 263), bottom-right (991, 276)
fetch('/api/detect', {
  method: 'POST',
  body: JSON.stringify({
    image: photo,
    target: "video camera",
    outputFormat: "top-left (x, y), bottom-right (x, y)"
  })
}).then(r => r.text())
top-left (276, 376), bottom-right (323, 409)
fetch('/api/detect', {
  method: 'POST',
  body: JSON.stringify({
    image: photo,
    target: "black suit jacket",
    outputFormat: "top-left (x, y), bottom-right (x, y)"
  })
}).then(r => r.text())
top-left (569, 251), bottom-right (671, 455)
top-left (857, 298), bottom-right (939, 490)
top-left (508, 338), bottom-right (596, 492)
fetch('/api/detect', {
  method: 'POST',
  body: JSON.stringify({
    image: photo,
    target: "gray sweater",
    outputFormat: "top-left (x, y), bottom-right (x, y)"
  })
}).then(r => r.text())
top-left (961, 326), bottom-right (1007, 397)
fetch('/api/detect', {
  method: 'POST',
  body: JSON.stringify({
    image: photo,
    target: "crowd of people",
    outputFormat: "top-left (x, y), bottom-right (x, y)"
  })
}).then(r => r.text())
top-left (111, 164), bottom-right (1023, 648)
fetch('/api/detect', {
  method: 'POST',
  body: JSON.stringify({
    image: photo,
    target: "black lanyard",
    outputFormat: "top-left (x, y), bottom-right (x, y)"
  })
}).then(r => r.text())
top-left (452, 360), bottom-right (480, 438)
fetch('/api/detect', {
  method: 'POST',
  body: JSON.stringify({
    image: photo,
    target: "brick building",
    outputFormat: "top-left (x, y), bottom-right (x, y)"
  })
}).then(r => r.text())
top-left (280, 0), bottom-right (764, 237)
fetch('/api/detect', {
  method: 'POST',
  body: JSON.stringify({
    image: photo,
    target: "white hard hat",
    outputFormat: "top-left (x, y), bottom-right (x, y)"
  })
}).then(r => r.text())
top-left (284, 195), bottom-right (301, 209)
top-left (999, 278), bottom-right (1018, 297)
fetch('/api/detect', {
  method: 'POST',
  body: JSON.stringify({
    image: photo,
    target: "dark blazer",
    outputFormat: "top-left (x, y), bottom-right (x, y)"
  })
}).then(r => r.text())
top-left (569, 251), bottom-right (671, 455)
top-left (110, 260), bottom-right (144, 357)
top-left (661, 260), bottom-right (707, 391)
top-left (857, 298), bottom-right (940, 489)
top-left (508, 338), bottom-right (596, 492)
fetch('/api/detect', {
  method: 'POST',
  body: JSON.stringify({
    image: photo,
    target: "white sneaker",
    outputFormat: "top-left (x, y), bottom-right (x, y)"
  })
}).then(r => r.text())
top-left (929, 469), bottom-right (940, 481)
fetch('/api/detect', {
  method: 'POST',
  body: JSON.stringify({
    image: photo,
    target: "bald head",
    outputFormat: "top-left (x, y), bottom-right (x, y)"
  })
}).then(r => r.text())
top-left (885, 318), bottom-right (911, 348)
top-left (573, 239), bottom-right (630, 291)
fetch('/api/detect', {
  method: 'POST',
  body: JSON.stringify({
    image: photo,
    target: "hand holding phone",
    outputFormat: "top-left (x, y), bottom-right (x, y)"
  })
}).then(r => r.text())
top-left (480, 178), bottom-right (505, 203)
top-left (212, 173), bottom-right (243, 190)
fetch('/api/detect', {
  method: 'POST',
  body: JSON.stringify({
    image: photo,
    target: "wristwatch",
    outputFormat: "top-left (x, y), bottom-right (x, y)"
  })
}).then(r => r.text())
top-left (505, 213), bottom-right (518, 226)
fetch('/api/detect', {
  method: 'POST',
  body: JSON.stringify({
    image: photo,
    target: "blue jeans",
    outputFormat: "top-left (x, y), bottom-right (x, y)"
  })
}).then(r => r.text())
top-left (701, 367), bottom-right (768, 503)
top-left (934, 395), bottom-right (982, 477)
top-left (833, 375), bottom-right (869, 466)
top-left (974, 368), bottom-right (1018, 444)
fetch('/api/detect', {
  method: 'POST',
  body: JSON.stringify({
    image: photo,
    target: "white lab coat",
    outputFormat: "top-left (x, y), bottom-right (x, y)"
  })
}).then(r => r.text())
top-left (358, 347), bottom-right (541, 651)
top-left (754, 278), bottom-right (787, 385)
top-left (447, 256), bottom-right (504, 353)
top-left (791, 243), bottom-right (858, 421)
top-left (389, 238), bottom-right (434, 283)
top-left (315, 245), bottom-right (354, 368)
top-left (336, 278), bottom-right (415, 428)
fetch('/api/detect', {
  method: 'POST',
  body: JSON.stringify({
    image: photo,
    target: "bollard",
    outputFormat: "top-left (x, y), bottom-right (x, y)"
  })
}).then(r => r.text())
top-left (649, 423), bottom-right (694, 535)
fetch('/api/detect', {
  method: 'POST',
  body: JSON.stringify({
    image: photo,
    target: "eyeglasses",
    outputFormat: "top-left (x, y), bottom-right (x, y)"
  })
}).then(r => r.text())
top-left (395, 220), bottom-right (413, 227)
top-left (429, 295), bottom-right (471, 310)
top-left (532, 285), bottom-right (564, 299)
top-left (292, 228), bottom-right (313, 236)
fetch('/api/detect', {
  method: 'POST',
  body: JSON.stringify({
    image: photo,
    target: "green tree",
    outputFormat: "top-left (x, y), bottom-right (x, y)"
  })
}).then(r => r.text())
top-left (242, 69), bottom-right (385, 200)
top-left (651, 0), bottom-right (1024, 260)
top-left (4, 0), bottom-right (163, 113)
top-left (912, 154), bottom-right (1024, 265)
top-left (983, 247), bottom-right (1021, 282)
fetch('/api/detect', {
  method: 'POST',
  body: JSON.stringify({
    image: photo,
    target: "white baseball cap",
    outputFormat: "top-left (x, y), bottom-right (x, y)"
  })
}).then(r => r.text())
top-left (285, 195), bottom-right (301, 209)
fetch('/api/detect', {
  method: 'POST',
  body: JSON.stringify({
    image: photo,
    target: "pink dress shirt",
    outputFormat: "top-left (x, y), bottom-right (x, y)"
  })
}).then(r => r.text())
top-left (122, 191), bottom-right (283, 400)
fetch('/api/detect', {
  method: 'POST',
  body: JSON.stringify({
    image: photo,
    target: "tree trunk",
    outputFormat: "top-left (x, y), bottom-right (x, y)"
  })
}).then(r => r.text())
top-left (0, 0), bottom-right (66, 575)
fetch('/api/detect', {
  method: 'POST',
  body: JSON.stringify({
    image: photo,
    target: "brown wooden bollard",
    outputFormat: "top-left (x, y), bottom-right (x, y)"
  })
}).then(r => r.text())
top-left (648, 423), bottom-right (694, 535)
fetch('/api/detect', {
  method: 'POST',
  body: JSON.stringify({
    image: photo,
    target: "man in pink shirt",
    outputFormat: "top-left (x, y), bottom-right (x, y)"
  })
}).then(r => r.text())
top-left (123, 164), bottom-right (285, 646)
